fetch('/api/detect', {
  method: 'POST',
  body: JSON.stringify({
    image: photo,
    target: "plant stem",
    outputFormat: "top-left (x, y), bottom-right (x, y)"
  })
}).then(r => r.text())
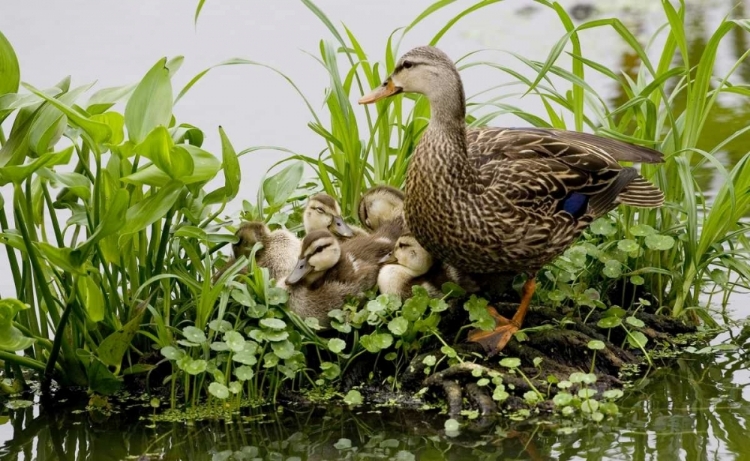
top-left (43, 278), bottom-right (79, 389)
top-left (0, 351), bottom-right (47, 374)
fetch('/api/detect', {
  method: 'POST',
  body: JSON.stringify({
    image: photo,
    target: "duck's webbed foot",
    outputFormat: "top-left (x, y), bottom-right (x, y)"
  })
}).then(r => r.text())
top-left (468, 278), bottom-right (536, 356)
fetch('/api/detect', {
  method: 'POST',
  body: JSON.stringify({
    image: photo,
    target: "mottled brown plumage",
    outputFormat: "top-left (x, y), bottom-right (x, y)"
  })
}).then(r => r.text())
top-left (360, 45), bottom-right (665, 355)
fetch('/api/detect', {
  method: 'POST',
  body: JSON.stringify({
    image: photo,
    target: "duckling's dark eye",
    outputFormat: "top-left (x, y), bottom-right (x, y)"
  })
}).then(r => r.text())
top-left (403, 61), bottom-right (413, 69)
top-left (315, 207), bottom-right (325, 214)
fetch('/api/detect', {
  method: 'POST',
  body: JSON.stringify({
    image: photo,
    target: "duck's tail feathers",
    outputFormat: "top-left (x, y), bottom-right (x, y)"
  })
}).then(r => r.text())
top-left (618, 177), bottom-right (665, 208)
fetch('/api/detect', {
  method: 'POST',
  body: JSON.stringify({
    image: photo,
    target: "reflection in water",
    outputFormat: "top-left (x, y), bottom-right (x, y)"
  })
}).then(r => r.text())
top-left (1, 327), bottom-right (748, 460)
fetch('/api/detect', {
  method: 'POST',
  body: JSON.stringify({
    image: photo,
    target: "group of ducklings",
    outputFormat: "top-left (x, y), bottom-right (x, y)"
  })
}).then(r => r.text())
top-left (227, 186), bottom-right (472, 328)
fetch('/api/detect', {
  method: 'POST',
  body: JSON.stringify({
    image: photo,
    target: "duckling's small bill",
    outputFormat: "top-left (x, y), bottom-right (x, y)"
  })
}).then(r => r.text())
top-left (287, 258), bottom-right (312, 285)
top-left (332, 216), bottom-right (354, 237)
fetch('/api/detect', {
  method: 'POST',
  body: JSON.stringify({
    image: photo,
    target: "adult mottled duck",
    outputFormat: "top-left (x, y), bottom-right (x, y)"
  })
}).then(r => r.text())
top-left (359, 46), bottom-right (664, 355)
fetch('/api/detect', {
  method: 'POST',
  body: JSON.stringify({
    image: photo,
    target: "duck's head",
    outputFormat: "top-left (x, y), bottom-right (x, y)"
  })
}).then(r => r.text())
top-left (287, 230), bottom-right (342, 285)
top-left (358, 46), bottom-right (462, 106)
top-left (304, 193), bottom-right (354, 238)
top-left (233, 222), bottom-right (269, 259)
top-left (358, 185), bottom-right (405, 232)
top-left (379, 234), bottom-right (433, 276)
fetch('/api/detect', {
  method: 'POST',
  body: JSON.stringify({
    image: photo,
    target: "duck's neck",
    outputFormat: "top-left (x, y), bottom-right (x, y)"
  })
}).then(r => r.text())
top-left (427, 75), bottom-right (467, 135)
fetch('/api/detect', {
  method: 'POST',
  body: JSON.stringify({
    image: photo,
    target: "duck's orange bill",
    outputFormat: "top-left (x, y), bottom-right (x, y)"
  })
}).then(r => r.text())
top-left (359, 79), bottom-right (401, 104)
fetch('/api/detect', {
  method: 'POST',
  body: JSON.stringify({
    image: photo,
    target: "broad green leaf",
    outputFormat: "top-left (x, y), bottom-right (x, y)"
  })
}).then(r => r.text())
top-left (97, 307), bottom-right (146, 368)
top-left (0, 299), bottom-right (35, 351)
top-left (35, 242), bottom-right (86, 275)
top-left (0, 31), bottom-right (20, 96)
top-left (234, 365), bottom-right (254, 381)
top-left (262, 161), bottom-right (303, 207)
top-left (135, 126), bottom-right (193, 179)
top-left (121, 145), bottom-right (219, 187)
top-left (86, 359), bottom-right (123, 395)
top-left (0, 146), bottom-right (73, 185)
top-left (22, 83), bottom-right (112, 145)
top-left (91, 112), bottom-right (125, 145)
top-left (120, 180), bottom-right (183, 236)
top-left (86, 83), bottom-right (136, 115)
top-left (28, 83), bottom-right (92, 154)
top-left (204, 126), bottom-right (241, 204)
top-left (125, 57), bottom-right (173, 143)
top-left (77, 275), bottom-right (105, 323)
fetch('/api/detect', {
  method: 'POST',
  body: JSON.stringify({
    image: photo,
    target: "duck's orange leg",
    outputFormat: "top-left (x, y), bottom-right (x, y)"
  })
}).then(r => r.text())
top-left (468, 278), bottom-right (536, 356)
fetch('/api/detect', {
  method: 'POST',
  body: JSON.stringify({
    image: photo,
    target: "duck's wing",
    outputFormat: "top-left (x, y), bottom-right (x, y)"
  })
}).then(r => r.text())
top-left (467, 127), bottom-right (664, 217)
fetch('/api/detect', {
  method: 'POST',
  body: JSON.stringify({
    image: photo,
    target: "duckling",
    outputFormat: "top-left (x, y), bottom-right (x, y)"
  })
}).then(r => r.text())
top-left (358, 185), bottom-right (405, 232)
top-left (285, 230), bottom-right (379, 327)
top-left (232, 221), bottom-right (301, 282)
top-left (304, 192), bottom-right (359, 238)
top-left (378, 234), bottom-right (479, 300)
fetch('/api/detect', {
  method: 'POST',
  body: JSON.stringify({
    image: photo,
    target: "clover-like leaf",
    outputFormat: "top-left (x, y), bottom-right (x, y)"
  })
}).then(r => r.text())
top-left (587, 340), bottom-right (605, 350)
top-left (232, 350), bottom-right (257, 366)
top-left (359, 333), bottom-right (393, 353)
top-left (617, 239), bottom-right (639, 253)
top-left (343, 389), bottom-right (363, 405)
top-left (500, 357), bottom-right (521, 368)
top-left (260, 318), bottom-right (286, 330)
top-left (553, 392), bottom-right (573, 407)
top-left (387, 317), bottom-right (409, 336)
top-left (224, 330), bottom-right (246, 352)
top-left (234, 365), bottom-right (255, 381)
top-left (630, 224), bottom-right (656, 237)
top-left (327, 338), bottom-right (346, 354)
top-left (160, 346), bottom-right (185, 361)
top-left (591, 218), bottom-right (616, 236)
top-left (464, 295), bottom-right (494, 331)
top-left (208, 382), bottom-right (229, 399)
top-left (271, 340), bottom-right (295, 359)
top-left (602, 260), bottom-right (622, 278)
top-left (626, 316), bottom-right (645, 328)
top-left (645, 234), bottom-right (675, 251)
top-left (182, 326), bottom-right (206, 344)
top-left (208, 319), bottom-right (233, 332)
top-left (626, 331), bottom-right (648, 349)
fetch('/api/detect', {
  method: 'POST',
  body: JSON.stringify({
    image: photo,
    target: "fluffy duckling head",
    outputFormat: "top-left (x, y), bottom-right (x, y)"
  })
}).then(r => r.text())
top-left (233, 222), bottom-right (270, 259)
top-left (304, 193), bottom-right (353, 238)
top-left (358, 185), bottom-right (405, 232)
top-left (380, 234), bottom-right (433, 276)
top-left (286, 230), bottom-right (342, 285)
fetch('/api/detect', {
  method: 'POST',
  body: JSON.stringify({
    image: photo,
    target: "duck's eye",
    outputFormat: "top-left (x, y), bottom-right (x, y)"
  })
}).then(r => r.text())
top-left (315, 207), bottom-right (325, 214)
top-left (403, 60), bottom-right (413, 69)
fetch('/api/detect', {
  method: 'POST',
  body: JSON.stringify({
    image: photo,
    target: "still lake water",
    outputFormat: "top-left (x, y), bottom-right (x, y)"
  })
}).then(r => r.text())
top-left (2, 0), bottom-right (750, 459)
